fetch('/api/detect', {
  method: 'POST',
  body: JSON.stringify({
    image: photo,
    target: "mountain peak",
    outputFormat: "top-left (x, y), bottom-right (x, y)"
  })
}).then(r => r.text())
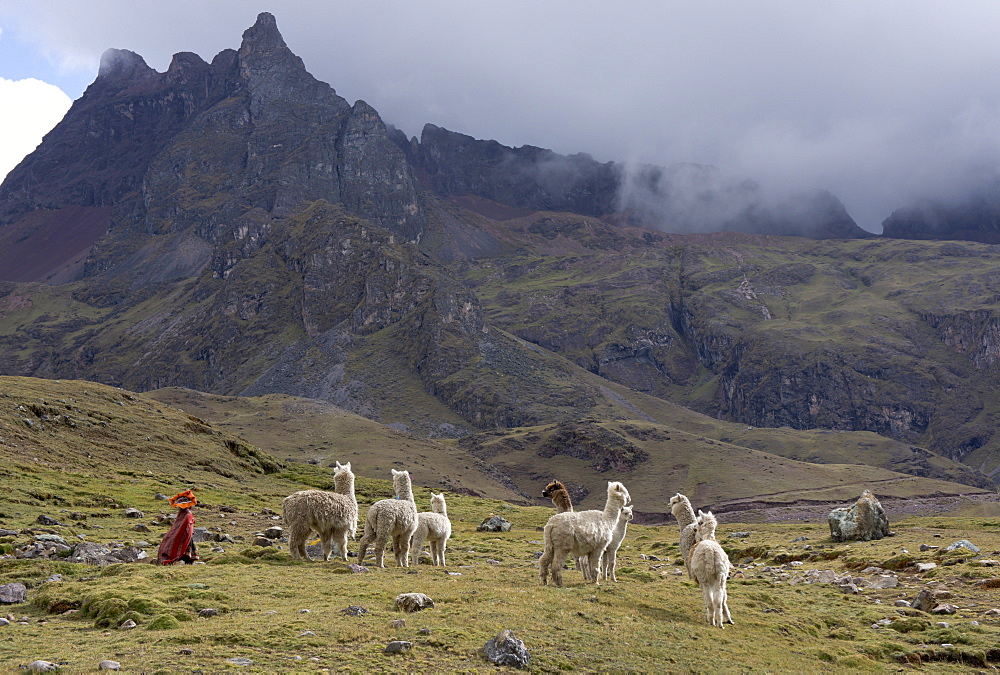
top-left (241, 12), bottom-right (289, 55)
top-left (97, 48), bottom-right (156, 81)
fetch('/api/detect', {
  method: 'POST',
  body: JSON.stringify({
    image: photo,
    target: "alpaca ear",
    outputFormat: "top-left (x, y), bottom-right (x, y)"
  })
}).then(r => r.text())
top-left (391, 469), bottom-right (402, 477)
top-left (344, 461), bottom-right (351, 471)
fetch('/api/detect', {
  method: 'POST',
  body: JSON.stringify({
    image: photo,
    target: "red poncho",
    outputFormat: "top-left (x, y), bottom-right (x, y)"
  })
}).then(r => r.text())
top-left (157, 490), bottom-right (200, 565)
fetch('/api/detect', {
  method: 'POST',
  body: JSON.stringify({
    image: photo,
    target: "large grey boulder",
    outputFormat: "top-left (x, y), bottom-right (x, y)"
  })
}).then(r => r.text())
top-left (0, 582), bottom-right (27, 604)
top-left (483, 629), bottom-right (530, 669)
top-left (828, 490), bottom-right (889, 542)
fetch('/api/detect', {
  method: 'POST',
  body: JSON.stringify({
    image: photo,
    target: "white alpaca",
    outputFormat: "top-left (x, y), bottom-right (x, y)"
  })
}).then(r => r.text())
top-left (282, 460), bottom-right (358, 562)
top-left (538, 481), bottom-right (631, 587)
top-left (601, 504), bottom-right (634, 582)
top-left (410, 492), bottom-right (452, 566)
top-left (688, 510), bottom-right (733, 628)
top-left (357, 468), bottom-right (418, 568)
top-left (669, 492), bottom-right (698, 571)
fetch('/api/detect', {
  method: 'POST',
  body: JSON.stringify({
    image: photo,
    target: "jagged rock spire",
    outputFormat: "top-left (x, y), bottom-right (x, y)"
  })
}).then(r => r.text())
top-left (97, 48), bottom-right (156, 81)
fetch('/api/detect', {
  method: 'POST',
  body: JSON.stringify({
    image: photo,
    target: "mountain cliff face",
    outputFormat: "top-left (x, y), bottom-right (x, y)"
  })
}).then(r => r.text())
top-left (1, 13), bottom-right (999, 486)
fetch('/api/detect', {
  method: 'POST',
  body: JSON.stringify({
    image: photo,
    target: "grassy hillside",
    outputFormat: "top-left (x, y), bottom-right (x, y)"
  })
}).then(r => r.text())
top-left (2, 376), bottom-right (1000, 671)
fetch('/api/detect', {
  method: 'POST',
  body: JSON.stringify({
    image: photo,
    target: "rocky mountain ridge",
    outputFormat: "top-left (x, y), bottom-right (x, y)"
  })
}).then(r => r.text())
top-left (1, 13), bottom-right (999, 490)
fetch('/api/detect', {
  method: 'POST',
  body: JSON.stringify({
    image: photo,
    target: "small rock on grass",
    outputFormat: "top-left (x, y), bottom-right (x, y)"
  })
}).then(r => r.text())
top-left (483, 629), bottom-right (530, 668)
top-left (395, 593), bottom-right (434, 613)
top-left (385, 640), bottom-right (412, 655)
top-left (25, 662), bottom-right (60, 672)
top-left (99, 660), bottom-right (121, 670)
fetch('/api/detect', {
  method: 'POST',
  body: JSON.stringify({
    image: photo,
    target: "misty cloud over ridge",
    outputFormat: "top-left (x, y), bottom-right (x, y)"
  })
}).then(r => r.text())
top-left (4, 1), bottom-right (1000, 232)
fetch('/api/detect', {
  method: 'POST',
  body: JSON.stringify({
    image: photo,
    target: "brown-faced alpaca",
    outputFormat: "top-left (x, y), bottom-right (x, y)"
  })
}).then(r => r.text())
top-left (357, 468), bottom-right (418, 568)
top-left (282, 460), bottom-right (358, 562)
top-left (601, 504), bottom-right (634, 582)
top-left (410, 491), bottom-right (452, 566)
top-left (538, 481), bottom-right (631, 587)
top-left (542, 480), bottom-right (574, 513)
top-left (669, 492), bottom-right (698, 571)
top-left (688, 510), bottom-right (733, 628)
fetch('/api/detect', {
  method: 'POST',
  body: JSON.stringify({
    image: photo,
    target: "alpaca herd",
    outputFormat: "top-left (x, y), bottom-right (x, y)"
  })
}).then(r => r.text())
top-left (282, 468), bottom-right (732, 628)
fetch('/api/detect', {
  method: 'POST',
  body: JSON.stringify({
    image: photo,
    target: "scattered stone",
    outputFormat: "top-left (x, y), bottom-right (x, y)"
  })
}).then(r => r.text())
top-left (385, 640), bottom-right (412, 655)
top-left (99, 660), bottom-right (121, 670)
top-left (391, 619), bottom-right (406, 629)
top-left (35, 515), bottom-right (61, 526)
top-left (975, 559), bottom-right (999, 567)
top-left (445, 571), bottom-right (462, 576)
top-left (931, 604), bottom-right (958, 615)
top-left (299, 609), bottom-right (311, 614)
top-left (984, 608), bottom-right (1000, 617)
top-left (919, 544), bottom-right (939, 552)
top-left (46, 574), bottom-right (62, 583)
top-left (912, 589), bottom-right (953, 613)
top-left (476, 515), bottom-right (512, 532)
top-left (914, 562), bottom-right (938, 573)
top-left (790, 536), bottom-right (808, 542)
top-left (894, 600), bottom-right (912, 608)
top-left (944, 539), bottom-right (981, 554)
top-left (348, 563), bottom-right (369, 574)
top-left (869, 575), bottom-right (899, 590)
top-left (179, 649), bottom-right (194, 655)
top-left (935, 622), bottom-right (950, 628)
top-left (299, 631), bottom-right (315, 637)
top-left (192, 527), bottom-right (213, 543)
top-left (728, 531), bottom-right (751, 538)
top-left (220, 505), bottom-right (238, 513)
top-left (263, 526), bottom-right (283, 539)
top-left (0, 618), bottom-right (8, 627)
top-left (25, 661), bottom-right (60, 672)
top-left (418, 627), bottom-right (432, 635)
top-left (341, 606), bottom-right (368, 617)
top-left (252, 537), bottom-right (272, 547)
top-left (154, 493), bottom-right (169, 501)
top-left (227, 657), bottom-right (254, 666)
top-left (123, 508), bottom-right (144, 519)
top-left (198, 608), bottom-right (219, 618)
top-left (35, 534), bottom-right (68, 545)
top-left (482, 629), bottom-right (530, 668)
top-left (486, 558), bottom-right (501, 565)
top-left (828, 490), bottom-right (889, 542)
top-left (395, 593), bottom-right (434, 613)
top-left (0, 583), bottom-right (27, 604)
top-left (119, 619), bottom-right (137, 630)
top-left (133, 524), bottom-right (150, 533)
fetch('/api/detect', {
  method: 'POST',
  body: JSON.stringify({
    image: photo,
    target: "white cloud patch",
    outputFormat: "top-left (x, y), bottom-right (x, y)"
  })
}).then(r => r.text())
top-left (0, 77), bottom-right (71, 181)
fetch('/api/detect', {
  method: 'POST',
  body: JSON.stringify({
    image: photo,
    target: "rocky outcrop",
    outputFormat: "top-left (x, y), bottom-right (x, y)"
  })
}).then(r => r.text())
top-left (828, 490), bottom-right (890, 542)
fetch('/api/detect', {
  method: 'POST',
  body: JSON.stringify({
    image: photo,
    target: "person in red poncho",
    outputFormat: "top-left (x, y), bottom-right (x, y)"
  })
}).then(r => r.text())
top-left (157, 490), bottom-right (200, 565)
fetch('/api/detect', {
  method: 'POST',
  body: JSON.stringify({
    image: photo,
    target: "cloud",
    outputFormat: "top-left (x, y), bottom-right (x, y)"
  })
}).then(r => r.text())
top-left (4, 1), bottom-right (1000, 231)
top-left (0, 76), bottom-right (71, 181)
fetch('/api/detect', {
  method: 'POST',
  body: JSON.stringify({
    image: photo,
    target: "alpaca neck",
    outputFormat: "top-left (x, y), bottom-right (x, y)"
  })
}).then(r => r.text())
top-left (335, 475), bottom-right (356, 500)
top-left (396, 482), bottom-right (414, 503)
top-left (603, 497), bottom-right (624, 523)
top-left (435, 503), bottom-right (448, 518)
top-left (554, 492), bottom-right (573, 513)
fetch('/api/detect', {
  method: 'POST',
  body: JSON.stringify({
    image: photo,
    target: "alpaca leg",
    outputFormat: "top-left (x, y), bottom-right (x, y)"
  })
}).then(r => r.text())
top-left (587, 551), bottom-right (603, 585)
top-left (373, 535), bottom-right (388, 568)
top-left (396, 534), bottom-right (411, 567)
top-left (607, 550), bottom-right (618, 582)
top-left (550, 548), bottom-right (569, 587)
top-left (320, 531), bottom-right (333, 562)
top-left (410, 531), bottom-right (425, 567)
top-left (437, 540), bottom-right (447, 567)
top-left (357, 533), bottom-right (371, 564)
top-left (539, 549), bottom-right (553, 585)
top-left (288, 525), bottom-right (309, 560)
top-left (722, 583), bottom-right (733, 624)
top-left (335, 529), bottom-right (350, 562)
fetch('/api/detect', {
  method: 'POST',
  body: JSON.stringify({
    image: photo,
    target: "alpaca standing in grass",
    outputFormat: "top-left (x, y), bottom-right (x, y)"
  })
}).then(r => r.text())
top-left (410, 491), bottom-right (452, 566)
top-left (539, 481), bottom-right (631, 587)
top-left (542, 479), bottom-right (593, 579)
top-left (282, 460), bottom-right (358, 562)
top-left (688, 510), bottom-right (733, 628)
top-left (542, 480), bottom-right (574, 513)
top-left (357, 468), bottom-right (418, 568)
top-left (669, 492), bottom-right (698, 571)
top-left (601, 504), bottom-right (634, 582)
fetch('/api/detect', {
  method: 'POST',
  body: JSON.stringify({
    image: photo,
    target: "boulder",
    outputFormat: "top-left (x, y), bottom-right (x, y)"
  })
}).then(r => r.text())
top-left (395, 593), bottom-right (434, 613)
top-left (477, 515), bottom-right (512, 533)
top-left (828, 490), bottom-right (889, 542)
top-left (483, 629), bottom-right (530, 668)
top-left (0, 583), bottom-right (27, 604)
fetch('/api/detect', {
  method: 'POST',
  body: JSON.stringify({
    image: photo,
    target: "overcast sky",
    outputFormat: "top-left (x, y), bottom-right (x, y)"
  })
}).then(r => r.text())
top-left (3, 1), bottom-right (1000, 232)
